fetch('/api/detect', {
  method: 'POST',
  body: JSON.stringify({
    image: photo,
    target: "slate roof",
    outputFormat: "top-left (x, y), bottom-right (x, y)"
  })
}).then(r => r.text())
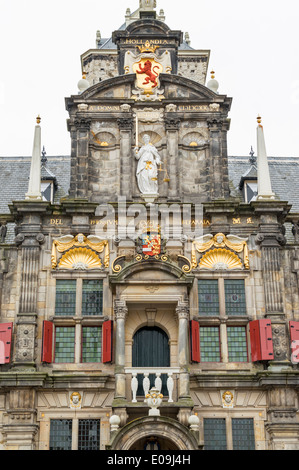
top-left (228, 156), bottom-right (299, 212)
top-left (0, 156), bottom-right (70, 214)
top-left (1, 154), bottom-right (299, 212)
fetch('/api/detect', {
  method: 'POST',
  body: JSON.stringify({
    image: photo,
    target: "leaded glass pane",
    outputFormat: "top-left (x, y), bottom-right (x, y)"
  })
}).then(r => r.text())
top-left (55, 327), bottom-right (75, 363)
top-left (227, 326), bottom-right (248, 362)
top-left (198, 280), bottom-right (219, 316)
top-left (200, 327), bottom-right (221, 362)
top-left (78, 419), bottom-right (101, 450)
top-left (82, 327), bottom-right (102, 363)
top-left (49, 419), bottom-right (72, 450)
top-left (224, 280), bottom-right (246, 316)
top-left (82, 280), bottom-right (103, 316)
top-left (204, 418), bottom-right (227, 450)
top-left (232, 418), bottom-right (255, 450)
top-left (55, 280), bottom-right (76, 316)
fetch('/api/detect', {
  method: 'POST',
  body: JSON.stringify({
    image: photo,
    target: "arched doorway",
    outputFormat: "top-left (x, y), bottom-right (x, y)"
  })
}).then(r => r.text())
top-left (110, 417), bottom-right (200, 451)
top-left (132, 326), bottom-right (170, 395)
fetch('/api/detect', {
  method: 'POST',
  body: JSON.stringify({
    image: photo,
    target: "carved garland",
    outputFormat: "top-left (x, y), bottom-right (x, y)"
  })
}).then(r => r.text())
top-left (191, 233), bottom-right (249, 270)
top-left (51, 233), bottom-right (110, 270)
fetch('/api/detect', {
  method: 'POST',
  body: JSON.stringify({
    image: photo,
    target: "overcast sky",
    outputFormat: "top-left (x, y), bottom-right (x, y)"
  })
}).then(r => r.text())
top-left (0, 0), bottom-right (298, 158)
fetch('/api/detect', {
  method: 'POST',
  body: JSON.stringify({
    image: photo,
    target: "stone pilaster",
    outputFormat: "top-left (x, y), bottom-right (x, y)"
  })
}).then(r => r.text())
top-left (70, 117), bottom-right (91, 199)
top-left (176, 301), bottom-right (190, 400)
top-left (265, 387), bottom-right (299, 450)
top-left (165, 116), bottom-right (180, 200)
top-left (114, 299), bottom-right (128, 400)
top-left (254, 201), bottom-right (291, 367)
top-left (117, 117), bottom-right (133, 199)
top-left (14, 232), bottom-right (45, 369)
top-left (9, 202), bottom-right (49, 370)
top-left (2, 389), bottom-right (38, 450)
top-left (207, 118), bottom-right (229, 200)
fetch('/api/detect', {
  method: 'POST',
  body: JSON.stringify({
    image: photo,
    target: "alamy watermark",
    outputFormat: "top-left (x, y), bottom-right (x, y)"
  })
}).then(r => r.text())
top-left (93, 197), bottom-right (205, 242)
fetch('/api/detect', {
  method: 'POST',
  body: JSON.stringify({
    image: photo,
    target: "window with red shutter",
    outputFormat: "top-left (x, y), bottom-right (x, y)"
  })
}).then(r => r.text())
top-left (289, 321), bottom-right (299, 364)
top-left (0, 322), bottom-right (13, 364)
top-left (102, 320), bottom-right (113, 363)
top-left (249, 319), bottom-right (274, 362)
top-left (41, 321), bottom-right (54, 363)
top-left (190, 320), bottom-right (200, 363)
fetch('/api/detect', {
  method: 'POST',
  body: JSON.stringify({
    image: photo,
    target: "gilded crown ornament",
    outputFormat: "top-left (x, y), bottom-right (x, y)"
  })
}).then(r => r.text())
top-left (137, 40), bottom-right (160, 54)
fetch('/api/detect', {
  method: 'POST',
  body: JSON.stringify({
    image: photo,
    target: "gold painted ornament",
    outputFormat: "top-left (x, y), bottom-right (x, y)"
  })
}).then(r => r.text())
top-left (58, 247), bottom-right (103, 270)
top-left (198, 248), bottom-right (243, 270)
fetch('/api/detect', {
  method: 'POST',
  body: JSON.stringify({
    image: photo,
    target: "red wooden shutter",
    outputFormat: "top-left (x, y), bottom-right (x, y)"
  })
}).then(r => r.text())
top-left (0, 322), bottom-right (13, 364)
top-left (289, 321), bottom-right (299, 364)
top-left (102, 320), bottom-right (113, 363)
top-left (41, 321), bottom-right (53, 363)
top-left (190, 320), bottom-right (200, 363)
top-left (249, 319), bottom-right (274, 362)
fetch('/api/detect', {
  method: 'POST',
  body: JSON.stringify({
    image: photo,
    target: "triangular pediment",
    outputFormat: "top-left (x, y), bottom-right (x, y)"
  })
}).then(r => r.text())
top-left (70, 73), bottom-right (230, 106)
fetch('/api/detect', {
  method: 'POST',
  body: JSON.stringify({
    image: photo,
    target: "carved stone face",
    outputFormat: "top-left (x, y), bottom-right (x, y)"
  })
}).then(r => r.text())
top-left (143, 134), bottom-right (150, 144)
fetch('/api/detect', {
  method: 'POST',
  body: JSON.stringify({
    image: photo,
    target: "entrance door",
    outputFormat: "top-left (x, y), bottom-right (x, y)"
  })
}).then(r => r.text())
top-left (132, 326), bottom-right (170, 396)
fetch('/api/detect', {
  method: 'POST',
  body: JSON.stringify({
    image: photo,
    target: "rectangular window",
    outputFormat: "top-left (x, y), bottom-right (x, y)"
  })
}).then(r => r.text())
top-left (224, 280), bottom-right (246, 316)
top-left (204, 418), bottom-right (227, 450)
top-left (78, 419), bottom-right (101, 450)
top-left (200, 327), bottom-right (221, 362)
top-left (55, 327), bottom-right (75, 363)
top-left (81, 327), bottom-right (102, 363)
top-left (82, 280), bottom-right (103, 316)
top-left (227, 326), bottom-right (248, 362)
top-left (232, 418), bottom-right (255, 450)
top-left (49, 419), bottom-right (72, 450)
top-left (198, 280), bottom-right (219, 316)
top-left (55, 280), bottom-right (77, 316)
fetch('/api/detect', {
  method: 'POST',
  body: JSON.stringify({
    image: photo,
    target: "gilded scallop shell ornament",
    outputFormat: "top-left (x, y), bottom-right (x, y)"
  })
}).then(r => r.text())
top-left (198, 248), bottom-right (243, 270)
top-left (58, 247), bottom-right (102, 270)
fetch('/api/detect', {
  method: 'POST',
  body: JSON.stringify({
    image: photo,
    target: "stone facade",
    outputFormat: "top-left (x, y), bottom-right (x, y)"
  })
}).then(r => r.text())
top-left (0, 1), bottom-right (299, 452)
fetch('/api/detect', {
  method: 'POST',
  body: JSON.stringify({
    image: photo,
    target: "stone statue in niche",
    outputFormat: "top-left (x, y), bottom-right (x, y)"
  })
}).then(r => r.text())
top-left (135, 134), bottom-right (162, 197)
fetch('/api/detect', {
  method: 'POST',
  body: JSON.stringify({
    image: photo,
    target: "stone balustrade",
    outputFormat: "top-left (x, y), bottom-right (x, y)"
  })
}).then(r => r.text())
top-left (125, 367), bottom-right (180, 403)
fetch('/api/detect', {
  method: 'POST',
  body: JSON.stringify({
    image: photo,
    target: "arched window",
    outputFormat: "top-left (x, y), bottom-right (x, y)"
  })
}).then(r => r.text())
top-left (132, 326), bottom-right (170, 395)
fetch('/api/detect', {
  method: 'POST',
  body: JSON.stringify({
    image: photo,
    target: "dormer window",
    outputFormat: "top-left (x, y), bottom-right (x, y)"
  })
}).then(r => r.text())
top-left (238, 148), bottom-right (258, 203)
top-left (243, 180), bottom-right (258, 203)
top-left (41, 180), bottom-right (54, 203)
top-left (40, 146), bottom-right (57, 203)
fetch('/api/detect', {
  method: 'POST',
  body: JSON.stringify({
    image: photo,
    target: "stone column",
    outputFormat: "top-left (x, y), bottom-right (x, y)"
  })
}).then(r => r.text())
top-left (117, 117), bottom-right (133, 199)
top-left (165, 116), bottom-right (180, 200)
top-left (176, 301), bottom-right (190, 400)
top-left (114, 299), bottom-right (128, 400)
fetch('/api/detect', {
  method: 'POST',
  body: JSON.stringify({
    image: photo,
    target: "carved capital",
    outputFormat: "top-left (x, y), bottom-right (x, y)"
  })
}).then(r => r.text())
top-left (117, 117), bottom-right (133, 130)
top-left (176, 301), bottom-right (189, 320)
top-left (165, 117), bottom-right (180, 131)
top-left (207, 118), bottom-right (224, 131)
top-left (256, 232), bottom-right (286, 248)
top-left (114, 299), bottom-right (128, 320)
top-left (74, 118), bottom-right (92, 131)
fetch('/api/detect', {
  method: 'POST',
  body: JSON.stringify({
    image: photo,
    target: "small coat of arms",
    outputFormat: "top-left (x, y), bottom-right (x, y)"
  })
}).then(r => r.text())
top-left (142, 232), bottom-right (161, 257)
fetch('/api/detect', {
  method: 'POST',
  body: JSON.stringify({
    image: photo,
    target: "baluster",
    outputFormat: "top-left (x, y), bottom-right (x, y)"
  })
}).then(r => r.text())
top-left (143, 373), bottom-right (150, 399)
top-left (131, 373), bottom-right (138, 403)
top-left (155, 373), bottom-right (162, 393)
top-left (167, 373), bottom-right (174, 403)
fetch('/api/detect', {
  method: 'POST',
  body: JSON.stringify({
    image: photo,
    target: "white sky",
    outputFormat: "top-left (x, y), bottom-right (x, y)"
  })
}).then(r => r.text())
top-left (0, 0), bottom-right (298, 158)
